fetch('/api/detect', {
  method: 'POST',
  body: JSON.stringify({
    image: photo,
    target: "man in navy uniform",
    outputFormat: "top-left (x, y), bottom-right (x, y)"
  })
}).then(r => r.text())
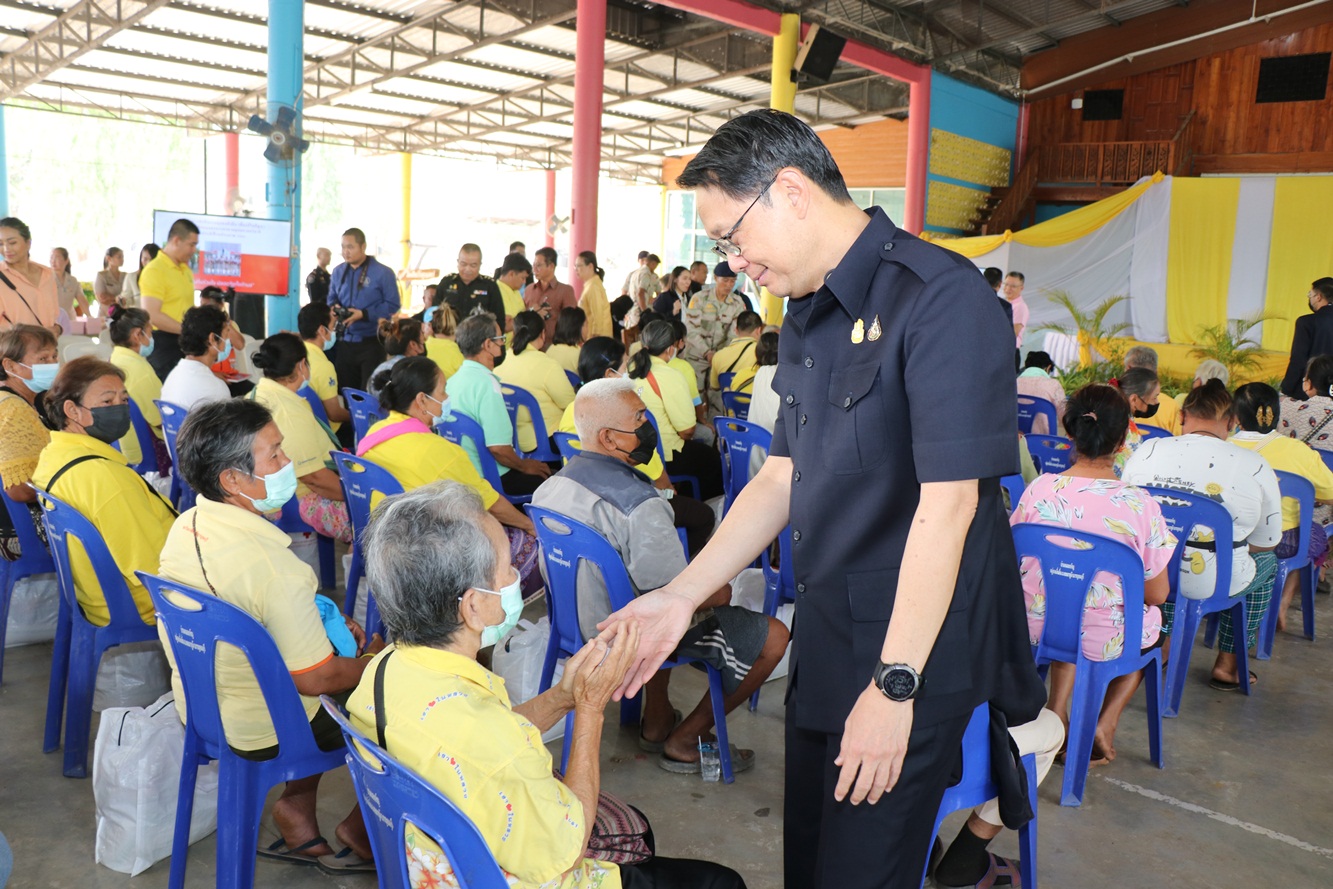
top-left (598, 109), bottom-right (1044, 888)
top-left (1280, 277), bottom-right (1333, 399)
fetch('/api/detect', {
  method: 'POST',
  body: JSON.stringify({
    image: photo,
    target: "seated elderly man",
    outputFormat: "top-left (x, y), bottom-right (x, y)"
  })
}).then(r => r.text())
top-left (350, 481), bottom-right (748, 889)
top-left (1123, 345), bottom-right (1181, 435)
top-left (532, 378), bottom-right (789, 773)
top-left (159, 399), bottom-right (383, 873)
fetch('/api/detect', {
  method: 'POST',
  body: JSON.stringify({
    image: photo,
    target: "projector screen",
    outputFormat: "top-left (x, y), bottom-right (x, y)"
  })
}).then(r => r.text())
top-left (152, 211), bottom-right (293, 296)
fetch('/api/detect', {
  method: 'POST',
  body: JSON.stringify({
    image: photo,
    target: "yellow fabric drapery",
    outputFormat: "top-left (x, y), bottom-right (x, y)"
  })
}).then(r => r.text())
top-left (1165, 177), bottom-right (1238, 345)
top-left (1261, 176), bottom-right (1333, 351)
top-left (924, 171), bottom-right (1166, 257)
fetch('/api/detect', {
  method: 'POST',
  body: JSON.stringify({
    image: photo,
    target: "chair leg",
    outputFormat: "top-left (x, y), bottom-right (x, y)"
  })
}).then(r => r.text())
top-left (1060, 667), bottom-right (1108, 807)
top-left (1143, 656), bottom-right (1164, 769)
top-left (1020, 754), bottom-right (1039, 889)
top-left (1302, 564), bottom-right (1317, 642)
top-left (1234, 599), bottom-right (1252, 697)
top-left (61, 630), bottom-right (102, 778)
top-left (559, 712), bottom-right (574, 775)
top-left (43, 599), bottom-right (73, 754)
top-left (364, 592), bottom-right (383, 642)
top-left (215, 761), bottom-right (266, 889)
top-left (0, 565), bottom-right (11, 685)
top-left (1202, 614), bottom-right (1219, 649)
top-left (707, 667), bottom-right (734, 784)
top-left (1164, 602), bottom-right (1203, 719)
top-left (168, 740), bottom-right (203, 889)
top-left (619, 689), bottom-right (642, 727)
top-left (1256, 565), bottom-right (1286, 661)
top-left (317, 534), bottom-right (336, 591)
top-left (342, 550), bottom-right (362, 618)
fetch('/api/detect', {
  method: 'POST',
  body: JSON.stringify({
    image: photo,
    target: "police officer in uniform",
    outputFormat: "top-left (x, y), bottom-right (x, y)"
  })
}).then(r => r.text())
top-left (598, 110), bottom-right (1045, 889)
top-left (437, 243), bottom-right (508, 331)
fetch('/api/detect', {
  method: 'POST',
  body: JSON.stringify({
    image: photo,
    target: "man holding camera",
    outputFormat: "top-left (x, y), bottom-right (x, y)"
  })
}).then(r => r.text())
top-left (524, 246), bottom-right (576, 349)
top-left (329, 227), bottom-right (400, 391)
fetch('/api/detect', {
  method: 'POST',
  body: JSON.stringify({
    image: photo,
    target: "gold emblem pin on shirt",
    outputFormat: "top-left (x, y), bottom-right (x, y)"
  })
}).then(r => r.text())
top-left (867, 314), bottom-right (882, 342)
top-left (851, 319), bottom-right (865, 344)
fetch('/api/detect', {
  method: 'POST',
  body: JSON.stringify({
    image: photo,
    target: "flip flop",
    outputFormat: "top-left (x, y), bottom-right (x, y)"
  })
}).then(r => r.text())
top-left (637, 709), bottom-right (683, 753)
top-left (937, 852), bottom-right (1022, 888)
top-left (1209, 670), bottom-right (1258, 691)
top-left (316, 847), bottom-right (377, 875)
top-left (257, 835), bottom-right (329, 866)
top-left (658, 744), bottom-right (755, 775)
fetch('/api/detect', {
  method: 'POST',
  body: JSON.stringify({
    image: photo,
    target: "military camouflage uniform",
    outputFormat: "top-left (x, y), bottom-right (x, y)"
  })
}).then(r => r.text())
top-left (683, 286), bottom-right (746, 391)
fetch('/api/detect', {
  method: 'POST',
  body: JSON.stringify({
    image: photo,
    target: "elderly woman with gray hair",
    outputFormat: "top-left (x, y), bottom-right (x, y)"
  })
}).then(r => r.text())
top-left (158, 399), bottom-right (381, 873)
top-left (348, 480), bottom-right (749, 889)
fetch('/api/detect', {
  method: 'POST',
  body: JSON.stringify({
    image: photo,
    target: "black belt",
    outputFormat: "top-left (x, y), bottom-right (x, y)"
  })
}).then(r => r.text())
top-left (1187, 540), bottom-right (1247, 552)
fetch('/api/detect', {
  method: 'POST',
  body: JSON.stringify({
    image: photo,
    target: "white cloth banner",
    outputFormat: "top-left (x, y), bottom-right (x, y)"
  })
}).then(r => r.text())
top-left (1127, 175), bottom-right (1173, 343)
top-left (1226, 176), bottom-right (1277, 343)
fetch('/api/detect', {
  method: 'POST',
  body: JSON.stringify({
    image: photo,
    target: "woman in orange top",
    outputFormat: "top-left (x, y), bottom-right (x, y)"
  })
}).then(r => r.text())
top-left (0, 217), bottom-right (61, 335)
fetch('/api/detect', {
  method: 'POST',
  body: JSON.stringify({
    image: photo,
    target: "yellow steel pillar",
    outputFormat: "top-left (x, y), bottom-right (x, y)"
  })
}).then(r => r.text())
top-left (399, 151), bottom-right (412, 308)
top-left (762, 13), bottom-right (800, 326)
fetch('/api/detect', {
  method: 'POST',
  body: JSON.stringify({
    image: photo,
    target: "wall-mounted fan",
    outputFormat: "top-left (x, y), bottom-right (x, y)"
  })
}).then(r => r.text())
top-left (247, 104), bottom-right (310, 163)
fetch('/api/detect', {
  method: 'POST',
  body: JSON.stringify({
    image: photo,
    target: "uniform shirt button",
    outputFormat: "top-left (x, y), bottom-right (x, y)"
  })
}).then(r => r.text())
top-left (792, 530), bottom-right (802, 542)
top-left (793, 471), bottom-right (801, 482)
top-left (797, 583), bottom-right (806, 593)
top-left (785, 394), bottom-right (794, 405)
top-left (843, 396), bottom-right (852, 408)
top-left (800, 414), bottom-right (807, 425)
top-left (883, 242), bottom-right (894, 251)
top-left (804, 357), bottom-right (814, 368)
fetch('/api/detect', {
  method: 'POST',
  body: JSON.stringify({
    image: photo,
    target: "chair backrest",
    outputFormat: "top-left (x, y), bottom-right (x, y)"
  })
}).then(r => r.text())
top-left (299, 385), bottom-right (331, 426)
top-left (1321, 449), bottom-right (1333, 475)
top-left (500, 384), bottom-right (558, 461)
top-left (35, 490), bottom-right (145, 627)
top-left (564, 370), bottom-right (581, 391)
top-left (154, 399), bottom-right (196, 510)
top-left (1016, 395), bottom-right (1059, 435)
top-left (761, 524), bottom-right (796, 609)
top-left (238, 336), bottom-right (263, 383)
top-left (526, 505), bottom-right (640, 657)
top-left (1000, 474), bottom-right (1025, 513)
top-left (1, 487), bottom-right (54, 578)
top-left (125, 398), bottom-right (161, 476)
top-left (721, 390), bottom-right (751, 420)
top-left (1137, 424), bottom-right (1172, 440)
top-left (343, 388), bottom-right (385, 447)
top-left (1139, 485), bottom-right (1234, 603)
top-left (58, 337), bottom-right (103, 365)
top-left (718, 371), bottom-right (735, 393)
top-left (1274, 470), bottom-right (1314, 569)
top-left (1011, 523), bottom-right (1148, 667)
top-left (553, 432), bottom-right (581, 462)
top-left (321, 698), bottom-right (509, 889)
top-left (332, 453), bottom-right (405, 544)
top-left (714, 417), bottom-right (772, 512)
top-left (1025, 434), bottom-right (1074, 473)
top-left (437, 411), bottom-right (509, 496)
top-left (140, 572), bottom-right (329, 760)
top-left (642, 409), bottom-right (668, 464)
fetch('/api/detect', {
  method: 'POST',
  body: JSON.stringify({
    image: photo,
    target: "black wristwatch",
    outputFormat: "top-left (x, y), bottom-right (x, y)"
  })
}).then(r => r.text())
top-left (873, 662), bottom-right (925, 702)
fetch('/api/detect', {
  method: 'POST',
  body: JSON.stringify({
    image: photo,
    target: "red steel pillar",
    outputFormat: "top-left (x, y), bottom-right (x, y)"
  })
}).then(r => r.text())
top-left (544, 168), bottom-right (557, 249)
top-left (903, 74), bottom-right (930, 235)
top-left (570, 0), bottom-right (606, 297)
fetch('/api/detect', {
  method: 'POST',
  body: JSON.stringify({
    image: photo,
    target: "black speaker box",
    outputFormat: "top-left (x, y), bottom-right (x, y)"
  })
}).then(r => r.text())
top-left (793, 24), bottom-right (845, 84)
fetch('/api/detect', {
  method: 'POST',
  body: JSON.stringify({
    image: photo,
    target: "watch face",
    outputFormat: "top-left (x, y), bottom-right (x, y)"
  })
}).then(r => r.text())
top-left (885, 668), bottom-right (917, 700)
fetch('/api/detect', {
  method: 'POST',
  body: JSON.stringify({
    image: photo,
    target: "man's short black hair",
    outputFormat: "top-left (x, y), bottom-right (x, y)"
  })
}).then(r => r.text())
top-left (983, 267), bottom-right (1003, 289)
top-left (1006, 271), bottom-right (1026, 284)
top-left (676, 109), bottom-right (851, 205)
top-left (501, 253), bottom-right (533, 276)
top-left (509, 241), bottom-right (525, 252)
top-left (343, 227), bottom-right (366, 246)
top-left (167, 218), bottom-right (200, 242)
top-left (534, 246), bottom-right (557, 266)
top-left (298, 302), bottom-right (332, 340)
top-left (1313, 278), bottom-right (1333, 302)
top-left (735, 310), bottom-right (763, 334)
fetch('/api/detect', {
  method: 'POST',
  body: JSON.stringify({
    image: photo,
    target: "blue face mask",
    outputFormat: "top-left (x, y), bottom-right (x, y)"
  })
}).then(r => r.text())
top-left (425, 394), bottom-right (453, 428)
top-left (476, 573), bottom-right (524, 647)
top-left (20, 361), bottom-right (58, 393)
top-left (322, 330), bottom-right (337, 351)
top-left (216, 337), bottom-right (233, 363)
top-left (138, 337), bottom-right (155, 358)
top-left (240, 460), bottom-right (297, 513)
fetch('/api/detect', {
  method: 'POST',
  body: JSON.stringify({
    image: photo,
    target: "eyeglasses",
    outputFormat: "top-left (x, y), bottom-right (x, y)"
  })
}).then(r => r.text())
top-left (712, 173), bottom-right (777, 259)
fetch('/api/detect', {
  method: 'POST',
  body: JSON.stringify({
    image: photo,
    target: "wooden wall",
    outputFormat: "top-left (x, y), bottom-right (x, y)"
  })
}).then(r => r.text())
top-left (1026, 22), bottom-right (1333, 171)
top-left (662, 116), bottom-right (909, 188)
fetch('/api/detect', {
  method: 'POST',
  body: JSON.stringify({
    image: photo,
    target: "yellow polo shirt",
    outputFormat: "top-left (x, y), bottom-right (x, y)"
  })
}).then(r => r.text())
top-left (158, 496), bottom-right (333, 751)
top-left (709, 336), bottom-right (758, 392)
top-left (110, 345), bottom-right (164, 466)
top-left (578, 275), bottom-right (612, 339)
top-left (494, 348), bottom-right (576, 454)
top-left (636, 355), bottom-right (694, 460)
top-left (1137, 395), bottom-right (1182, 437)
top-left (546, 343), bottom-right (581, 376)
top-left (1230, 432), bottom-right (1333, 529)
top-left (426, 336), bottom-right (465, 381)
top-left (304, 340), bottom-right (343, 433)
top-left (558, 402), bottom-right (666, 480)
top-left (137, 251), bottom-right (195, 324)
top-left (32, 432), bottom-right (175, 626)
top-left (497, 280), bottom-right (527, 346)
top-left (668, 355), bottom-right (701, 406)
top-left (348, 645), bottom-right (621, 889)
top-left (361, 412), bottom-right (500, 509)
top-left (252, 378), bottom-right (340, 498)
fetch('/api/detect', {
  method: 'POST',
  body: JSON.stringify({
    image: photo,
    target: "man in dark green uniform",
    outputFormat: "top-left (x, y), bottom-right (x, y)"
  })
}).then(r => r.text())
top-left (436, 243), bottom-right (508, 330)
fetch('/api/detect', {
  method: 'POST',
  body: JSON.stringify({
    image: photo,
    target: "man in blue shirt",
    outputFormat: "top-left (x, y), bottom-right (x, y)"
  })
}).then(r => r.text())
top-left (329, 227), bottom-right (400, 390)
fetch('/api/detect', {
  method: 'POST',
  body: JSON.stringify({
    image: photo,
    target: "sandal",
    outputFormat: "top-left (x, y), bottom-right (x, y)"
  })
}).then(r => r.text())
top-left (637, 708), bottom-right (683, 754)
top-left (316, 847), bottom-right (377, 875)
top-left (256, 835), bottom-right (329, 866)
top-left (937, 852), bottom-right (1021, 888)
top-left (1209, 670), bottom-right (1258, 692)
top-left (658, 744), bottom-right (755, 775)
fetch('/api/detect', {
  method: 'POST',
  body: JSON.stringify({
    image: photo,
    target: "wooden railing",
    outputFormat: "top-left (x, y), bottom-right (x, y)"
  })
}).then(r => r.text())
top-left (982, 158), bottom-right (1038, 235)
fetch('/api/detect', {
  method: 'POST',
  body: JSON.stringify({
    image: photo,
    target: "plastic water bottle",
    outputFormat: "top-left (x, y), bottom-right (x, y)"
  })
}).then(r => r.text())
top-left (699, 738), bottom-right (721, 783)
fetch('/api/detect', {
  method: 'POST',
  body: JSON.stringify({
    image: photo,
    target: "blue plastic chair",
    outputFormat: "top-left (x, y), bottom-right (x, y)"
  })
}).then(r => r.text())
top-left (750, 525), bottom-right (795, 712)
top-left (332, 452), bottom-right (403, 641)
top-left (141, 572), bottom-right (350, 889)
top-left (1000, 474), bottom-right (1026, 513)
top-left (525, 505), bottom-right (736, 782)
top-left (1140, 486), bottom-right (1251, 717)
top-left (1321, 449), bottom-right (1333, 474)
top-left (35, 490), bottom-right (158, 778)
top-left (717, 371), bottom-right (736, 393)
top-left (154, 400), bottom-right (196, 511)
top-left (1257, 471), bottom-right (1316, 658)
top-left (274, 498), bottom-right (337, 592)
top-left (320, 697), bottom-right (508, 889)
top-left (1012, 523), bottom-right (1164, 806)
top-left (553, 432), bottom-right (581, 462)
top-left (298, 385), bottom-right (331, 426)
top-left (919, 704), bottom-right (1039, 889)
top-left (0, 489), bottom-right (55, 685)
top-left (721, 390), bottom-right (751, 420)
top-left (714, 416), bottom-right (771, 516)
top-left (438, 411), bottom-right (531, 506)
top-left (564, 369), bottom-right (581, 391)
top-left (1025, 434), bottom-right (1074, 473)
top-left (500, 383), bottom-right (563, 463)
top-left (125, 398), bottom-right (166, 476)
top-left (643, 409), bottom-right (701, 499)
top-left (1017, 395), bottom-right (1059, 435)
top-left (342, 387), bottom-right (385, 448)
top-left (1137, 424), bottom-right (1172, 441)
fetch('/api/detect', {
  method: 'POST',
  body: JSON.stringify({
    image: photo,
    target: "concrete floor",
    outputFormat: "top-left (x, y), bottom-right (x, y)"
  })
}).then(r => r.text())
top-left (3, 600), bottom-right (1333, 889)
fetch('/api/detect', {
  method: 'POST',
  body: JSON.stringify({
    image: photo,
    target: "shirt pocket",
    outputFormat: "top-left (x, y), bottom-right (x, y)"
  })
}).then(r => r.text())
top-left (771, 368), bottom-right (801, 442)
top-left (823, 363), bottom-right (888, 474)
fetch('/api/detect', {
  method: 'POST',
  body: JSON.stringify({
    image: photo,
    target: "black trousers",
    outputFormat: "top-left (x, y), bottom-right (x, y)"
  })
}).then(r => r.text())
top-left (671, 494), bottom-right (715, 559)
top-left (666, 439), bottom-right (724, 501)
top-left (147, 331), bottom-right (182, 382)
top-left (620, 857), bottom-right (747, 889)
top-left (500, 468), bottom-right (548, 497)
top-left (335, 338), bottom-right (386, 393)
top-left (784, 705), bottom-right (972, 889)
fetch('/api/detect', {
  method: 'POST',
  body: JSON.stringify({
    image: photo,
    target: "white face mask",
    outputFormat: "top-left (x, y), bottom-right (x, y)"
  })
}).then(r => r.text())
top-left (475, 574), bottom-right (523, 647)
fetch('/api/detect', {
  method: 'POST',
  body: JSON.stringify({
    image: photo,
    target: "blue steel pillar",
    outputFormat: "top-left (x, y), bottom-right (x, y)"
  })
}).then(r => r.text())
top-left (0, 105), bottom-right (8, 217)
top-left (265, 0), bottom-right (303, 334)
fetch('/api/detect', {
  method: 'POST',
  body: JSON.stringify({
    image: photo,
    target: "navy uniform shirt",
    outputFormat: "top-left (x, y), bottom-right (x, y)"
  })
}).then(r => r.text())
top-left (329, 257), bottom-right (400, 343)
top-left (771, 207), bottom-right (1043, 734)
top-left (437, 272), bottom-right (507, 326)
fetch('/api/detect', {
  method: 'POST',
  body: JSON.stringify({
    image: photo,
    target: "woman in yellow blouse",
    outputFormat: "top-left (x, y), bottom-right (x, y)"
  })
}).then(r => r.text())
top-left (0, 217), bottom-right (61, 334)
top-left (33, 357), bottom-right (175, 626)
top-left (425, 302), bottom-right (464, 380)
top-left (495, 310), bottom-right (576, 457)
top-left (250, 333), bottom-right (352, 543)
top-left (546, 306), bottom-right (585, 376)
top-left (574, 250), bottom-right (612, 338)
top-left (106, 307), bottom-right (168, 470)
top-left (0, 324), bottom-right (57, 559)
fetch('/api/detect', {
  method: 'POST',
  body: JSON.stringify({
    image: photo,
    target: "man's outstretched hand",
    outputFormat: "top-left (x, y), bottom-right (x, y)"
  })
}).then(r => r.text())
top-left (596, 588), bottom-right (697, 700)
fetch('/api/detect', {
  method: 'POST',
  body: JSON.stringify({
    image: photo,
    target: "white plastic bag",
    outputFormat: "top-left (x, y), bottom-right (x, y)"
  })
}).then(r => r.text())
top-left (492, 618), bottom-right (565, 743)
top-left (287, 531), bottom-right (321, 583)
top-left (93, 693), bottom-right (219, 876)
top-left (92, 641), bottom-right (173, 712)
top-left (4, 574), bottom-right (59, 647)
top-left (729, 569), bottom-right (794, 682)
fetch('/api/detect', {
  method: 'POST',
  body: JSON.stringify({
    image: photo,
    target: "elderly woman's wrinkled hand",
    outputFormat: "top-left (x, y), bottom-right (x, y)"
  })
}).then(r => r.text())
top-left (571, 623), bottom-right (640, 714)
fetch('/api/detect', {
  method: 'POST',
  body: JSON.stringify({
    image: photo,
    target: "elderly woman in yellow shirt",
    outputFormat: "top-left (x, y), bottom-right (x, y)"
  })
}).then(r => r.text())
top-left (574, 250), bottom-right (612, 338)
top-left (495, 310), bottom-right (576, 457)
top-left (425, 302), bottom-right (464, 380)
top-left (106, 306), bottom-right (170, 471)
top-left (250, 333), bottom-right (352, 544)
top-left (0, 324), bottom-right (57, 559)
top-left (32, 357), bottom-right (175, 626)
top-left (348, 481), bottom-right (747, 889)
top-left (357, 356), bottom-right (542, 594)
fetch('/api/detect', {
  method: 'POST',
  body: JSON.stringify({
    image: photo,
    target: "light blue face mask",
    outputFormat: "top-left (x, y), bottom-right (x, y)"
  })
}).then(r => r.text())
top-left (20, 361), bottom-right (58, 393)
top-left (240, 460), bottom-right (297, 513)
top-left (323, 330), bottom-right (337, 351)
top-left (476, 573), bottom-right (524, 648)
top-left (138, 337), bottom-right (155, 358)
top-left (425, 393), bottom-right (453, 427)
top-left (216, 337), bottom-right (233, 363)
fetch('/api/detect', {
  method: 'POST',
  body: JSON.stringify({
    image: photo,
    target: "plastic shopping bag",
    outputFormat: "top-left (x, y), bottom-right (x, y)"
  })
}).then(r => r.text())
top-left (92, 641), bottom-right (172, 712)
top-left (4, 575), bottom-right (59, 648)
top-left (93, 693), bottom-right (219, 876)
top-left (492, 617), bottom-right (565, 743)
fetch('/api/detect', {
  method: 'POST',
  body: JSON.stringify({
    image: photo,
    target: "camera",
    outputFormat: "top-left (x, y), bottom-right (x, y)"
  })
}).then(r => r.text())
top-left (331, 304), bottom-right (354, 336)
